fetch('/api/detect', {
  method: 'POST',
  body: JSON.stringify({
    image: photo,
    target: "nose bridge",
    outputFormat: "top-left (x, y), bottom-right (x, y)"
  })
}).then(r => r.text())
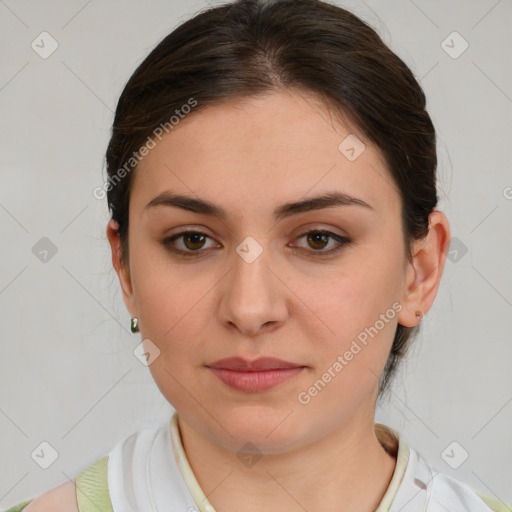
top-left (219, 235), bottom-right (288, 334)
top-left (231, 235), bottom-right (274, 304)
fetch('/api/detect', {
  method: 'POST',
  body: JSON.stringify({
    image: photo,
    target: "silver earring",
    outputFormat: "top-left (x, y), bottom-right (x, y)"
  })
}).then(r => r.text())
top-left (131, 317), bottom-right (139, 333)
top-left (415, 310), bottom-right (423, 321)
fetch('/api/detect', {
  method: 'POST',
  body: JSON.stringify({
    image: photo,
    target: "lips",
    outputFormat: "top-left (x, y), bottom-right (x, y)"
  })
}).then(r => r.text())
top-left (207, 356), bottom-right (303, 371)
top-left (206, 357), bottom-right (306, 392)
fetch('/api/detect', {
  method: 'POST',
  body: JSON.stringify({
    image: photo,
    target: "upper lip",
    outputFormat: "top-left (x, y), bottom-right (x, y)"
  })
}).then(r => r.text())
top-left (207, 357), bottom-right (304, 371)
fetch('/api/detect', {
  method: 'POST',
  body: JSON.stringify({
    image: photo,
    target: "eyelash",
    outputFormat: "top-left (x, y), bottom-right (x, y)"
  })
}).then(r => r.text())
top-left (161, 229), bottom-right (351, 258)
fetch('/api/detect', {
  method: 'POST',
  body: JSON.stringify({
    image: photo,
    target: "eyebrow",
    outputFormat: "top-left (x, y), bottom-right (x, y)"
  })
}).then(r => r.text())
top-left (144, 190), bottom-right (374, 221)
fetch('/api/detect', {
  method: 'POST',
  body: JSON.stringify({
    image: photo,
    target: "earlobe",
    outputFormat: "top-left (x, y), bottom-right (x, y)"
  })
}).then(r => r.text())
top-left (397, 210), bottom-right (451, 327)
top-left (106, 219), bottom-right (137, 316)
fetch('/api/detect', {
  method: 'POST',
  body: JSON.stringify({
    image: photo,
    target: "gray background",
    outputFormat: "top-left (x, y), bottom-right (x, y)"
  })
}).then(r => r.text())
top-left (1, 0), bottom-right (511, 508)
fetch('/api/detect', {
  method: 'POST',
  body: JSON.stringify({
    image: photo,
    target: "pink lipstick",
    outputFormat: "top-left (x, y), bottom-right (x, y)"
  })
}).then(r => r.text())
top-left (207, 357), bottom-right (305, 392)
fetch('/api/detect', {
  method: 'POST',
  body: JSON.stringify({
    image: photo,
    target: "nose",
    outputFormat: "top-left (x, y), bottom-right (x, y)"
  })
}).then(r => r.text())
top-left (218, 242), bottom-right (289, 337)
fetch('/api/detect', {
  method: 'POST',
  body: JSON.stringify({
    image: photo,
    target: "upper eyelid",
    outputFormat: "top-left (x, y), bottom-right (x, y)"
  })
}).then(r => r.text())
top-left (166, 230), bottom-right (219, 246)
top-left (166, 223), bottom-right (346, 237)
top-left (167, 227), bottom-right (343, 240)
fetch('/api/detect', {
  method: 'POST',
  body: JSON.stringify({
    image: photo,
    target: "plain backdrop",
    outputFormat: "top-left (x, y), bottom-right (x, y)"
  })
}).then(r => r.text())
top-left (1, 0), bottom-right (511, 508)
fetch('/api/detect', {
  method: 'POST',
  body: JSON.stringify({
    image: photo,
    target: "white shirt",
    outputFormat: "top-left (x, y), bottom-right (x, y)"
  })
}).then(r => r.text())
top-left (106, 413), bottom-right (498, 512)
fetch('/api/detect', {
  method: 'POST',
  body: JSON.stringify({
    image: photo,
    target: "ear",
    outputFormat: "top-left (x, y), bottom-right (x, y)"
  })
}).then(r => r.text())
top-left (397, 210), bottom-right (451, 327)
top-left (106, 219), bottom-right (137, 318)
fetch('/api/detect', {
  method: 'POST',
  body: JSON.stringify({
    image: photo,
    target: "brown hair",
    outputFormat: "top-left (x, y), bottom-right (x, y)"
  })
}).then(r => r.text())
top-left (105, 0), bottom-right (438, 401)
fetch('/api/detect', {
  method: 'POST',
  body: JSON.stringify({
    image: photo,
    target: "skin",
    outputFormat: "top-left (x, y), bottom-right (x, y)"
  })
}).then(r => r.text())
top-left (106, 88), bottom-right (450, 512)
top-left (22, 480), bottom-right (78, 512)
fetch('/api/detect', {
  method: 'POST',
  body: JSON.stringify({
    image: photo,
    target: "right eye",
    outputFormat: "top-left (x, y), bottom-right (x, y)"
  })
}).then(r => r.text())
top-left (161, 230), bottom-right (219, 256)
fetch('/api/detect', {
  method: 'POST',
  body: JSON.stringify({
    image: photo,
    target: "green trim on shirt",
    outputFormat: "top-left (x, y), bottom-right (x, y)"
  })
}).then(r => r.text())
top-left (75, 455), bottom-right (114, 512)
top-left (1, 455), bottom-right (113, 512)
top-left (1, 499), bottom-right (32, 512)
top-left (476, 492), bottom-right (512, 512)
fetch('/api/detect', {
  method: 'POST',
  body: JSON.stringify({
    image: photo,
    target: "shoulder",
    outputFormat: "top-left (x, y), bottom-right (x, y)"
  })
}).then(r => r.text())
top-left (394, 440), bottom-right (510, 512)
top-left (431, 470), bottom-right (510, 512)
top-left (21, 479), bottom-right (78, 512)
top-left (18, 453), bottom-right (114, 512)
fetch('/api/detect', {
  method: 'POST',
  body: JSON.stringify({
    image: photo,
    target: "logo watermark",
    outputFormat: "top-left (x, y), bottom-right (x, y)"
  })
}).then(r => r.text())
top-left (93, 97), bottom-right (198, 200)
top-left (297, 301), bottom-right (403, 405)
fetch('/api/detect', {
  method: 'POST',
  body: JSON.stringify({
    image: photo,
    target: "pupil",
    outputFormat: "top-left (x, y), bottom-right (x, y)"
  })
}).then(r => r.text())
top-left (187, 233), bottom-right (204, 249)
top-left (309, 232), bottom-right (327, 249)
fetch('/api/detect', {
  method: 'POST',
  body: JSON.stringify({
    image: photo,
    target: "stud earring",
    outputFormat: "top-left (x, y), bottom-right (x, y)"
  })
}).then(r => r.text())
top-left (131, 317), bottom-right (139, 333)
top-left (415, 310), bottom-right (424, 322)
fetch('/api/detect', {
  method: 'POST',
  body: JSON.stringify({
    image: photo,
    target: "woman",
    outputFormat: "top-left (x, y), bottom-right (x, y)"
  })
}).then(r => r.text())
top-left (8, 0), bottom-right (509, 510)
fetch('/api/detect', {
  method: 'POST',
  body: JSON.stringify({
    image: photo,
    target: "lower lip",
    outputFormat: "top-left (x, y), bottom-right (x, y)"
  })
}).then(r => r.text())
top-left (208, 367), bottom-right (304, 392)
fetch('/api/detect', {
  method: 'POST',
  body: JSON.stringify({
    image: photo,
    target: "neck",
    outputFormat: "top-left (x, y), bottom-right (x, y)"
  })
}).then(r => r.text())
top-left (177, 414), bottom-right (398, 512)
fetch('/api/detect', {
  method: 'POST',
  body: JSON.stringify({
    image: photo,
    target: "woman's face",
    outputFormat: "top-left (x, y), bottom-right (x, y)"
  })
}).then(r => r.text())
top-left (111, 89), bottom-right (426, 453)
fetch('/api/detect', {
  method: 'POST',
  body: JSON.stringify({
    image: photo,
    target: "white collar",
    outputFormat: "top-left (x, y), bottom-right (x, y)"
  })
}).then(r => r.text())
top-left (106, 413), bottom-right (494, 512)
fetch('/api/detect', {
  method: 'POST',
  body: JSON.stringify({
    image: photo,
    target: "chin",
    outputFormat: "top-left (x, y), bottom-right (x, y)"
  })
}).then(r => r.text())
top-left (208, 405), bottom-right (311, 454)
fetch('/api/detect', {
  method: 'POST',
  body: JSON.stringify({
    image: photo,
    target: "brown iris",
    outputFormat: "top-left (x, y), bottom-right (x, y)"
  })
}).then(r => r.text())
top-left (306, 232), bottom-right (329, 250)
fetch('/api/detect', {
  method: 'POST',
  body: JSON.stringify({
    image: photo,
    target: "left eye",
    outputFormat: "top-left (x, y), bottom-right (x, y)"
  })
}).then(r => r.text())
top-left (293, 230), bottom-right (350, 254)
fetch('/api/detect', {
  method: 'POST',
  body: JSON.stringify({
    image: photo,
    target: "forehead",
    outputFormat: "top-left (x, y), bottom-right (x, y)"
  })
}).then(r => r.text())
top-left (131, 89), bottom-right (400, 217)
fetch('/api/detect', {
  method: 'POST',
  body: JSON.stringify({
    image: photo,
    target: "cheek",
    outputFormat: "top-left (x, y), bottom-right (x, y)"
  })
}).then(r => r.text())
top-left (130, 238), bottom-right (198, 321)
top-left (294, 278), bottom-right (398, 414)
top-left (293, 259), bottom-right (401, 398)
top-left (136, 279), bottom-right (211, 349)
top-left (130, 249), bottom-right (217, 364)
top-left (303, 263), bottom-right (398, 339)
top-left (133, 265), bottom-right (215, 411)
